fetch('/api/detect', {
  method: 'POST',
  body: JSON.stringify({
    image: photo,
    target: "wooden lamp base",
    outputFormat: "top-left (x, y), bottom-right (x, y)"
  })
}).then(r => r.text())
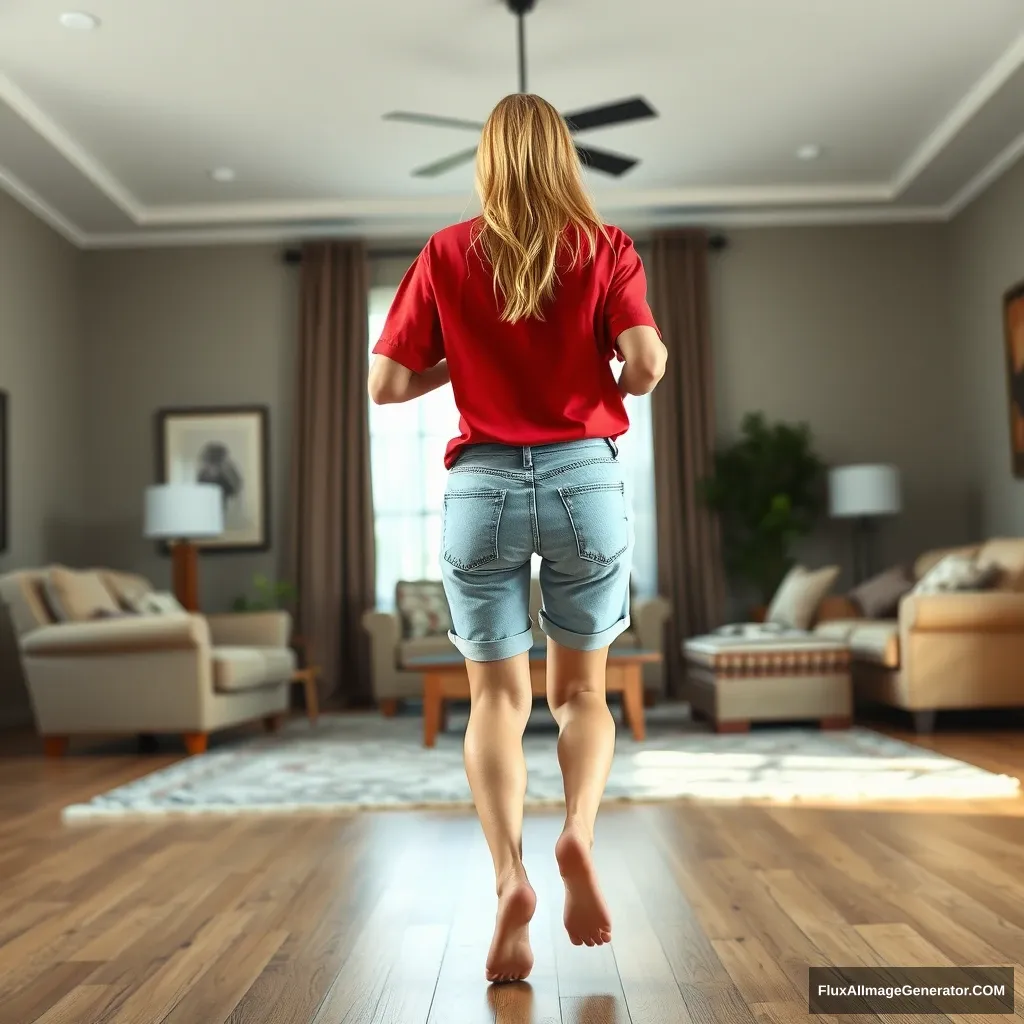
top-left (171, 540), bottom-right (200, 611)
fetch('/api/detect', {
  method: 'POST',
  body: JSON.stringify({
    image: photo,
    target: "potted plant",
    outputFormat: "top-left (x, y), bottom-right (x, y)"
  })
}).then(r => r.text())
top-left (701, 412), bottom-right (826, 611)
top-left (232, 573), bottom-right (297, 612)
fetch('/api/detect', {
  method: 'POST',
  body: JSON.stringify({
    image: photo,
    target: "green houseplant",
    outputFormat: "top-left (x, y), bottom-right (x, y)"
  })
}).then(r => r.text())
top-left (232, 573), bottom-right (297, 612)
top-left (701, 412), bottom-right (826, 606)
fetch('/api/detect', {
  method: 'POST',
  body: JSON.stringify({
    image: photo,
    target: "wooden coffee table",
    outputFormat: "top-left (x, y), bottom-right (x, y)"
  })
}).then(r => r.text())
top-left (403, 648), bottom-right (661, 747)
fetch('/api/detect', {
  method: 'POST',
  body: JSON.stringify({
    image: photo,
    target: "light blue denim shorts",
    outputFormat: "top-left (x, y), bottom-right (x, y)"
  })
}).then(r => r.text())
top-left (440, 438), bottom-right (634, 662)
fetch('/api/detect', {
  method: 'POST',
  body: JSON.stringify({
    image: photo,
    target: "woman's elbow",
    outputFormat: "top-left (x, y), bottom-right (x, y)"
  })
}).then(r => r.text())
top-left (368, 361), bottom-right (399, 405)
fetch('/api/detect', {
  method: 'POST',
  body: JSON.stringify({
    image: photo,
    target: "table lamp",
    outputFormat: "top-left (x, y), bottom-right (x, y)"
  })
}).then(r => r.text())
top-left (828, 464), bottom-right (902, 585)
top-left (144, 483), bottom-right (224, 611)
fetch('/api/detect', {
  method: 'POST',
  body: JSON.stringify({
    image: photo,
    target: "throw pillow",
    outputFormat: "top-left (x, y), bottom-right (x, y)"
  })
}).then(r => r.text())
top-left (913, 554), bottom-right (1000, 595)
top-left (766, 564), bottom-right (841, 631)
top-left (128, 591), bottom-right (186, 615)
top-left (395, 580), bottom-right (453, 640)
top-left (849, 564), bottom-right (915, 619)
top-left (47, 567), bottom-right (122, 622)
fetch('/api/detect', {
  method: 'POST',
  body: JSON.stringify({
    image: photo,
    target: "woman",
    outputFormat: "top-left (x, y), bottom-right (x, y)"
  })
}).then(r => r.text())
top-left (368, 93), bottom-right (666, 984)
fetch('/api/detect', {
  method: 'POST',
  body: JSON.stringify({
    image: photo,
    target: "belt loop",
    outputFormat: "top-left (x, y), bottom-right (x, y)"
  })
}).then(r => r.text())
top-left (523, 446), bottom-right (532, 468)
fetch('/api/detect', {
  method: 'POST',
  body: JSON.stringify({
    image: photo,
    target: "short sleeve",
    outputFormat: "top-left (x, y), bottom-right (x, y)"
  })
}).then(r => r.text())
top-left (603, 236), bottom-right (661, 355)
top-left (372, 247), bottom-right (444, 373)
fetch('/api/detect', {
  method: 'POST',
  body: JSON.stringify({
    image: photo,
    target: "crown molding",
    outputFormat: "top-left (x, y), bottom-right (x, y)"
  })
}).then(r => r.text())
top-left (942, 124), bottom-right (1024, 218)
top-left (891, 31), bottom-right (1024, 196)
top-left (0, 163), bottom-right (86, 246)
top-left (0, 73), bottom-right (144, 220)
top-left (5, 31), bottom-right (1024, 248)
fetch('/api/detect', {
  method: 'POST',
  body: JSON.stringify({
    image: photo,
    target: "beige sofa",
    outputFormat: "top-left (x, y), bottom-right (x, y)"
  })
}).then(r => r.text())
top-left (363, 579), bottom-right (671, 709)
top-left (814, 538), bottom-right (1024, 732)
top-left (0, 566), bottom-right (295, 755)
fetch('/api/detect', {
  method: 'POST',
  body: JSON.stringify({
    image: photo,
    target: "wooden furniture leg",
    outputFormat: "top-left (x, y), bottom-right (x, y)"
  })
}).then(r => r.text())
top-left (183, 732), bottom-right (208, 755)
top-left (621, 665), bottom-right (646, 741)
top-left (715, 719), bottom-right (751, 734)
top-left (263, 714), bottom-right (284, 733)
top-left (423, 673), bottom-right (443, 748)
top-left (43, 736), bottom-right (69, 759)
top-left (303, 672), bottom-right (320, 726)
top-left (379, 698), bottom-right (399, 718)
top-left (820, 716), bottom-right (852, 731)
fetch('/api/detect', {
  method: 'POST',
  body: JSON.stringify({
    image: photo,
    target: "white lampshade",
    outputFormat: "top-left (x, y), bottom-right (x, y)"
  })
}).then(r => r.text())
top-left (829, 464), bottom-right (902, 518)
top-left (144, 484), bottom-right (224, 539)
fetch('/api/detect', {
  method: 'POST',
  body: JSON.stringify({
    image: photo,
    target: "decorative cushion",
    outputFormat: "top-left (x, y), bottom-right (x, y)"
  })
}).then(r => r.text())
top-left (102, 571), bottom-right (153, 610)
top-left (128, 591), bottom-right (186, 616)
top-left (395, 581), bottom-right (453, 640)
top-left (46, 567), bottom-right (122, 623)
top-left (849, 565), bottom-right (915, 618)
top-left (766, 565), bottom-right (841, 630)
top-left (913, 554), bottom-right (1000, 595)
top-left (975, 538), bottom-right (1024, 591)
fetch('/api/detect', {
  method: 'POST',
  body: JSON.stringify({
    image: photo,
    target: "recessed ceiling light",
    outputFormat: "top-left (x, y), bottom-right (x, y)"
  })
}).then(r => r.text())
top-left (796, 144), bottom-right (823, 161)
top-left (209, 167), bottom-right (236, 183)
top-left (59, 11), bottom-right (100, 31)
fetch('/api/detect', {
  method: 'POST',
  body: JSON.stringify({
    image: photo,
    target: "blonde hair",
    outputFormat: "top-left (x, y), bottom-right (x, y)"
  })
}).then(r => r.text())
top-left (473, 93), bottom-right (605, 323)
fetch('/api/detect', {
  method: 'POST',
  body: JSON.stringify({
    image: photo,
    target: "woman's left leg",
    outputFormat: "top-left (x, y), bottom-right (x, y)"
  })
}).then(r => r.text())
top-left (463, 651), bottom-right (536, 982)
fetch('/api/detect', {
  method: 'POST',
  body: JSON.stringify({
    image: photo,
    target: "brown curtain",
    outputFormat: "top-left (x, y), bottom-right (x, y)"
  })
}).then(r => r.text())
top-left (649, 229), bottom-right (727, 697)
top-left (290, 241), bottom-right (375, 706)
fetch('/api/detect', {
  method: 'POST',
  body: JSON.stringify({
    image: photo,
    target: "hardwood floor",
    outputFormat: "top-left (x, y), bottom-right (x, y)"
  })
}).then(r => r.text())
top-left (1, 724), bottom-right (1023, 1024)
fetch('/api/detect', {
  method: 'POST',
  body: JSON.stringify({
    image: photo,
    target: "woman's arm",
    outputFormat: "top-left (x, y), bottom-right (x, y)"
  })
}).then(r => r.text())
top-left (616, 326), bottom-right (667, 396)
top-left (368, 355), bottom-right (450, 405)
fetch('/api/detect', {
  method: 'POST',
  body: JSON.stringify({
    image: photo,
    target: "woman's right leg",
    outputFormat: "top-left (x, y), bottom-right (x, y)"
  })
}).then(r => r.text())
top-left (546, 640), bottom-right (615, 946)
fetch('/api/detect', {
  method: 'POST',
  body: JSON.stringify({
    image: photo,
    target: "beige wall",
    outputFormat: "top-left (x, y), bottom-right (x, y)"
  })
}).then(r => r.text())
top-left (0, 191), bottom-right (84, 725)
top-left (707, 225), bottom-right (974, 585)
top-left (948, 158), bottom-right (1024, 538)
top-left (81, 246), bottom-right (297, 612)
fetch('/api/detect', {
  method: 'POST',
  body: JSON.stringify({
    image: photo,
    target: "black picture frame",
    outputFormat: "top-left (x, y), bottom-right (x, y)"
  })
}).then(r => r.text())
top-left (0, 390), bottom-right (7, 554)
top-left (1003, 282), bottom-right (1024, 479)
top-left (154, 405), bottom-right (271, 553)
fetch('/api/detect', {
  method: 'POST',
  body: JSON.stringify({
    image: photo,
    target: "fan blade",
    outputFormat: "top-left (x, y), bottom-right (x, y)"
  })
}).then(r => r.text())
top-left (563, 97), bottom-right (657, 133)
top-left (575, 144), bottom-right (638, 177)
top-left (411, 146), bottom-right (479, 178)
top-left (384, 111), bottom-right (485, 132)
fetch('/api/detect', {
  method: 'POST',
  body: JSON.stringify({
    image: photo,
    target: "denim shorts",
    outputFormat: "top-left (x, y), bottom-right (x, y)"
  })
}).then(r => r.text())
top-left (440, 438), bottom-right (634, 662)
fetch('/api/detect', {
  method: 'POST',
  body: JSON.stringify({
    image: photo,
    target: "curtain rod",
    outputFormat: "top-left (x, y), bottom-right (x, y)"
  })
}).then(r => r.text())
top-left (282, 233), bottom-right (728, 264)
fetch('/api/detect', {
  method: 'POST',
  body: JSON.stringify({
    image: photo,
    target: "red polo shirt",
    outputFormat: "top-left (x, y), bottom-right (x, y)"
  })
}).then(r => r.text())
top-left (372, 218), bottom-right (660, 468)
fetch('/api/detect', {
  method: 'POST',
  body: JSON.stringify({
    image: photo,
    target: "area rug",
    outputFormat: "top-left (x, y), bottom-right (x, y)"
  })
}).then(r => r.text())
top-left (62, 707), bottom-right (1019, 819)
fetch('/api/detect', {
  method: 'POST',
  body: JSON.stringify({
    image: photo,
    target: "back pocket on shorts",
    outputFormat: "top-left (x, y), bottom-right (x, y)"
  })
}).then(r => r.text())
top-left (442, 489), bottom-right (506, 570)
top-left (558, 482), bottom-right (628, 565)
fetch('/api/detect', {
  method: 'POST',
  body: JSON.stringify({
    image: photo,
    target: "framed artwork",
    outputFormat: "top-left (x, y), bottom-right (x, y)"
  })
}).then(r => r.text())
top-left (155, 405), bottom-right (270, 552)
top-left (0, 390), bottom-right (7, 554)
top-left (1003, 282), bottom-right (1024, 478)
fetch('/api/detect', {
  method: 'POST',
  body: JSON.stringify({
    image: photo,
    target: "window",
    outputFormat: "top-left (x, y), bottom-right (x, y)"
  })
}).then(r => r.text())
top-left (367, 285), bottom-right (659, 609)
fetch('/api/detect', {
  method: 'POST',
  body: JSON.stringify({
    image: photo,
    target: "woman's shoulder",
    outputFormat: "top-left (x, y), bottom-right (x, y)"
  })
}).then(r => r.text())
top-left (426, 218), bottom-right (480, 256)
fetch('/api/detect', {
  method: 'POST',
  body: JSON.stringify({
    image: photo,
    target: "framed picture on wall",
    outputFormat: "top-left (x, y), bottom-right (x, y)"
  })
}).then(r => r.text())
top-left (0, 390), bottom-right (7, 554)
top-left (1003, 282), bottom-right (1024, 478)
top-left (155, 405), bottom-right (270, 552)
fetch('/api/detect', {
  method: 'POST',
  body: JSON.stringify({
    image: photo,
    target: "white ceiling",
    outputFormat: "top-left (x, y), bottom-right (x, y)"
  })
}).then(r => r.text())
top-left (2, 0), bottom-right (1024, 247)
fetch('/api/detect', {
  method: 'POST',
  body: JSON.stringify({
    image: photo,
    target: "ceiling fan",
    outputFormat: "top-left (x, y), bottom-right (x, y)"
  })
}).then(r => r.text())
top-left (383, 0), bottom-right (657, 178)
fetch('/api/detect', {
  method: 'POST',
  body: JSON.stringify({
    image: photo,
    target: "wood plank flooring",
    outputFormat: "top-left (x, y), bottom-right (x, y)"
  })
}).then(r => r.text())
top-left (1, 722), bottom-right (1023, 1024)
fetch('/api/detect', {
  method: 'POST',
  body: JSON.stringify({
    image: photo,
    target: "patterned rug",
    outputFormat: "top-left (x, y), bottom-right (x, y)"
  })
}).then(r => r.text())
top-left (62, 707), bottom-right (1019, 819)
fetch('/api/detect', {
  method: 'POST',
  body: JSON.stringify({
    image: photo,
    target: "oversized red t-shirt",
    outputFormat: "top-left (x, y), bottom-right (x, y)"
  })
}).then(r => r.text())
top-left (372, 218), bottom-right (660, 468)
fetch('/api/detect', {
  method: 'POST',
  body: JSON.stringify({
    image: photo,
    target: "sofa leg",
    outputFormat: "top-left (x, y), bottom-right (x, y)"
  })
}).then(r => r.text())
top-left (183, 732), bottom-right (208, 755)
top-left (43, 736), bottom-right (69, 758)
top-left (715, 719), bottom-right (750, 734)
top-left (912, 710), bottom-right (937, 735)
top-left (379, 699), bottom-right (399, 718)
top-left (263, 714), bottom-right (285, 734)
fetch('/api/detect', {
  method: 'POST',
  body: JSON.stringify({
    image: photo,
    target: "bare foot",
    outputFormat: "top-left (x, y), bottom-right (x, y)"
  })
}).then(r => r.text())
top-left (486, 876), bottom-right (536, 983)
top-left (555, 825), bottom-right (612, 946)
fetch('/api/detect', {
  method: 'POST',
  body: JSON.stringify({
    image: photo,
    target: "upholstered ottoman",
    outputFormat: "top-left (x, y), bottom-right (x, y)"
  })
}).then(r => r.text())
top-left (683, 633), bottom-right (853, 733)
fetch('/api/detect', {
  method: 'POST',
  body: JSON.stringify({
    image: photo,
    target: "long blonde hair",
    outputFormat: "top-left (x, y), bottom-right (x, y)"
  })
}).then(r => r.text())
top-left (473, 93), bottom-right (605, 323)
